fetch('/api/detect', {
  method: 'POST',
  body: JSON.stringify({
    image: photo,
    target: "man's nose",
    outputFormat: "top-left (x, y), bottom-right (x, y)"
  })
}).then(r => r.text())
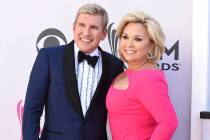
top-left (83, 27), bottom-right (91, 36)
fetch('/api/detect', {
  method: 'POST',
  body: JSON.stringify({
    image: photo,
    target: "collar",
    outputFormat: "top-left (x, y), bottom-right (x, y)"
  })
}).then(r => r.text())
top-left (74, 43), bottom-right (99, 57)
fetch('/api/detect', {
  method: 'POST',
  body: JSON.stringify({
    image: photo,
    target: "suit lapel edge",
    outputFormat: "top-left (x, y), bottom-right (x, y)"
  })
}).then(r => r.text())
top-left (63, 41), bottom-right (84, 120)
top-left (85, 48), bottom-right (110, 119)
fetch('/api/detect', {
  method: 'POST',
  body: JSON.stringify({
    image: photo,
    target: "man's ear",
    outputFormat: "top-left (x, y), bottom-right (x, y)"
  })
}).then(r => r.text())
top-left (73, 23), bottom-right (76, 31)
top-left (101, 29), bottom-right (107, 41)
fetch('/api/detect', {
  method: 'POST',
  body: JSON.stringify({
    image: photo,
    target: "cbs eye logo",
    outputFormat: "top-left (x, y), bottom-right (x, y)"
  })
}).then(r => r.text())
top-left (36, 28), bottom-right (67, 52)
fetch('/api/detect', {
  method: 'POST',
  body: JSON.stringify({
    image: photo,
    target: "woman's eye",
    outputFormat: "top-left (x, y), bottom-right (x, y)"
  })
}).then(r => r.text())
top-left (135, 38), bottom-right (142, 41)
top-left (122, 35), bottom-right (128, 39)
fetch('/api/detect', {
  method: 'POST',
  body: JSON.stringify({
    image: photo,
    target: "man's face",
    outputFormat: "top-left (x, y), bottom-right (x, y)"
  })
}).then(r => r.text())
top-left (73, 13), bottom-right (106, 54)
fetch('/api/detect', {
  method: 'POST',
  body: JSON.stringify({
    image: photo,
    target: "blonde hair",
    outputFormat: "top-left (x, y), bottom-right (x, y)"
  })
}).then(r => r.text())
top-left (74, 3), bottom-right (109, 31)
top-left (117, 11), bottom-right (165, 63)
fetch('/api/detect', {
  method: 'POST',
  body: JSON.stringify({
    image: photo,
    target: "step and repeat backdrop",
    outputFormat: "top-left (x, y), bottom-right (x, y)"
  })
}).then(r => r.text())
top-left (0, 0), bottom-right (192, 139)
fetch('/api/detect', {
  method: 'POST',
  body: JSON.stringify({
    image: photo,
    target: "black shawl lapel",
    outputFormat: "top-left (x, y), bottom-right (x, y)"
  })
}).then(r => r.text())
top-left (85, 47), bottom-right (110, 119)
top-left (63, 40), bottom-right (84, 120)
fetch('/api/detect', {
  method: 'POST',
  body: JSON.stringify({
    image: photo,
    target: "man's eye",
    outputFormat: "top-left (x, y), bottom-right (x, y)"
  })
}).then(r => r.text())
top-left (91, 26), bottom-right (98, 30)
top-left (77, 23), bottom-right (85, 27)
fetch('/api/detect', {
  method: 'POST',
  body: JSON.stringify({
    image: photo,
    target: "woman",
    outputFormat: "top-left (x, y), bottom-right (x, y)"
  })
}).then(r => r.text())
top-left (106, 11), bottom-right (178, 140)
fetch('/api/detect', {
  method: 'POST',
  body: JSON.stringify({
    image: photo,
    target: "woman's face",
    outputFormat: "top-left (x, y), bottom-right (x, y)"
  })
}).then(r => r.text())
top-left (119, 22), bottom-right (153, 65)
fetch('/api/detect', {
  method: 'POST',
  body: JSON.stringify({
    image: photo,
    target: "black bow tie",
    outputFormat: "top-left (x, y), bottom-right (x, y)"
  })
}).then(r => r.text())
top-left (78, 51), bottom-right (99, 68)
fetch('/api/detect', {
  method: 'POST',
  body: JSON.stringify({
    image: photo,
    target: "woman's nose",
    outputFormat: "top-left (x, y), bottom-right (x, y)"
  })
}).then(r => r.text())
top-left (127, 39), bottom-right (134, 47)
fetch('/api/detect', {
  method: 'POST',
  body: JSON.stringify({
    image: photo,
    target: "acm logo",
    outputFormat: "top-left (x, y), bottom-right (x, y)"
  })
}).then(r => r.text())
top-left (107, 23), bottom-right (181, 71)
top-left (159, 40), bottom-right (180, 71)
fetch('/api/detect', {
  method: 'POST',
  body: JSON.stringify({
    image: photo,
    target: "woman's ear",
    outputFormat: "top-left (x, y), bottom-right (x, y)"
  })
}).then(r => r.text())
top-left (148, 43), bottom-right (155, 54)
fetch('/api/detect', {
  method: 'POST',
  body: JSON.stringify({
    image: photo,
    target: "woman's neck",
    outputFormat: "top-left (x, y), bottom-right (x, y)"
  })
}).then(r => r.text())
top-left (127, 61), bottom-right (156, 71)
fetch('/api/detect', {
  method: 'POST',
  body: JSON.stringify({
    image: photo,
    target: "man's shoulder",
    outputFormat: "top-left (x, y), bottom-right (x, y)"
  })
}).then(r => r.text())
top-left (102, 51), bottom-right (121, 61)
top-left (102, 51), bottom-right (124, 69)
top-left (37, 45), bottom-right (69, 60)
top-left (39, 45), bottom-right (67, 55)
top-left (41, 45), bottom-right (66, 51)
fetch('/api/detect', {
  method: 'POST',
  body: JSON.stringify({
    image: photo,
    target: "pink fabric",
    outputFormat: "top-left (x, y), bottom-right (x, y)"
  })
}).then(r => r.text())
top-left (106, 69), bottom-right (178, 140)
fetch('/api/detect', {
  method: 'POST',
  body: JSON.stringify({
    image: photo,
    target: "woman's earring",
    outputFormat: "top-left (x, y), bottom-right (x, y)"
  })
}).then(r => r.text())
top-left (147, 53), bottom-right (154, 59)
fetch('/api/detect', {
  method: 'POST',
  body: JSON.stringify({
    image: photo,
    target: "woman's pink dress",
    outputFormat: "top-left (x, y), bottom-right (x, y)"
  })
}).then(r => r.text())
top-left (106, 69), bottom-right (178, 140)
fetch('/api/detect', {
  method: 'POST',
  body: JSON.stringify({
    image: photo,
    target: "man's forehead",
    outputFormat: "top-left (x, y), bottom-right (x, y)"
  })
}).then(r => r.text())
top-left (76, 13), bottom-right (103, 25)
top-left (78, 13), bottom-right (102, 19)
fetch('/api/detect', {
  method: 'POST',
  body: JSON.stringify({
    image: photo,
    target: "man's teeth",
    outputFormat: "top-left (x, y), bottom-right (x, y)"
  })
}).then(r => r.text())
top-left (81, 38), bottom-right (91, 42)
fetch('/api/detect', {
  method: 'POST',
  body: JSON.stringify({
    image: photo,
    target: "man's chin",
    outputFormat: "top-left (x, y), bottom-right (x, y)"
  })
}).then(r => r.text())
top-left (80, 48), bottom-right (95, 54)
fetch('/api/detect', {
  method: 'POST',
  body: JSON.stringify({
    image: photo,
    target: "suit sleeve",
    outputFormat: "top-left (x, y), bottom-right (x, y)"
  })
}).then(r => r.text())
top-left (135, 72), bottom-right (178, 140)
top-left (22, 49), bottom-right (50, 140)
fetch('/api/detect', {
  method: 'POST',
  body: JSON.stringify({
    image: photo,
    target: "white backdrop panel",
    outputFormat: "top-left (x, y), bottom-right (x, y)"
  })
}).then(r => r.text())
top-left (0, 0), bottom-right (192, 139)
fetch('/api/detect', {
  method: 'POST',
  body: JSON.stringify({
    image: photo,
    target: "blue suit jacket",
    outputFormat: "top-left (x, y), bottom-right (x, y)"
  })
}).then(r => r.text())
top-left (22, 41), bottom-right (124, 140)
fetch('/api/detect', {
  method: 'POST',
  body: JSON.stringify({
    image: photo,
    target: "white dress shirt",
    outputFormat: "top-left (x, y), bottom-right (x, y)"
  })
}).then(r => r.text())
top-left (74, 44), bottom-right (102, 116)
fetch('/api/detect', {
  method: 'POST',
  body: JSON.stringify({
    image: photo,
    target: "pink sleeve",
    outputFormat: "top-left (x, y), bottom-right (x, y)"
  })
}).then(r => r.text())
top-left (135, 72), bottom-right (178, 140)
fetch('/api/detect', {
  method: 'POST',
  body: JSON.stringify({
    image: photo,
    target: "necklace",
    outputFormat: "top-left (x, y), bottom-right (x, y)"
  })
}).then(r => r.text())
top-left (128, 60), bottom-right (148, 70)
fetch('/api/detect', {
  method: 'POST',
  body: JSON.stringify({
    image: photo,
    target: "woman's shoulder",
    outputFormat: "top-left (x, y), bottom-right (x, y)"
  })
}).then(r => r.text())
top-left (127, 68), bottom-right (167, 86)
top-left (127, 68), bottom-right (164, 78)
top-left (128, 69), bottom-right (168, 95)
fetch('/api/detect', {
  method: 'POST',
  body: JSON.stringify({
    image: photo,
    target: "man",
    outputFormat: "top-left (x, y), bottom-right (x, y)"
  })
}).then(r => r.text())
top-left (22, 3), bottom-right (124, 140)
